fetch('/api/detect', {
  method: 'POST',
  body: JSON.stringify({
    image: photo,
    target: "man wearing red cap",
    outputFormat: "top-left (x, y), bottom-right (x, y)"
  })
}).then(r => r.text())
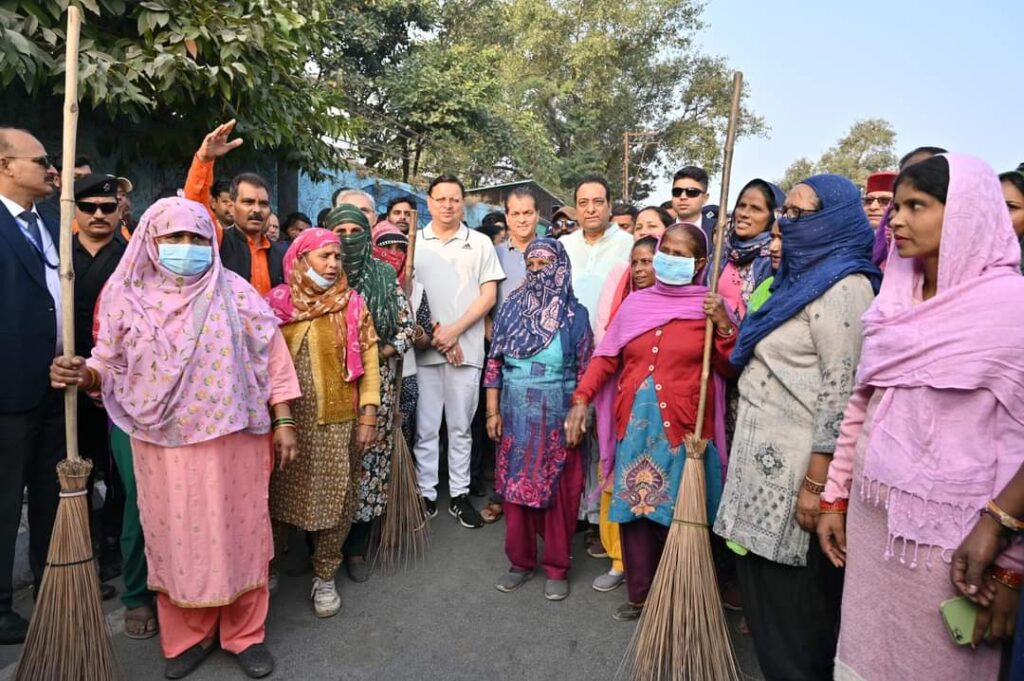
top-left (863, 171), bottom-right (897, 228)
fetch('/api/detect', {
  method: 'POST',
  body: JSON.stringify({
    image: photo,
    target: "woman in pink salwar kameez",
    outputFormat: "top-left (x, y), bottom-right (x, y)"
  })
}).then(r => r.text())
top-left (51, 197), bottom-right (300, 680)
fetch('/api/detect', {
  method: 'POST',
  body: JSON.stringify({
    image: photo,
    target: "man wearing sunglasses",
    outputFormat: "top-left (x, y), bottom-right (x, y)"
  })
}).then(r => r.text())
top-left (0, 127), bottom-right (62, 644)
top-left (71, 175), bottom-right (127, 603)
top-left (862, 170), bottom-right (896, 228)
top-left (669, 165), bottom-right (711, 227)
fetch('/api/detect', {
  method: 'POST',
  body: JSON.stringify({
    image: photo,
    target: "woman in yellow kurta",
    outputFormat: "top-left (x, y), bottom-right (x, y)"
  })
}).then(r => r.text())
top-left (265, 228), bottom-right (380, 619)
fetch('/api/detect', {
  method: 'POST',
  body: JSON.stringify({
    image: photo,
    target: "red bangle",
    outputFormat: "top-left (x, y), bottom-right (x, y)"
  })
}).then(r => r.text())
top-left (819, 498), bottom-right (848, 514)
top-left (989, 566), bottom-right (1022, 592)
top-left (571, 396), bottom-right (588, 407)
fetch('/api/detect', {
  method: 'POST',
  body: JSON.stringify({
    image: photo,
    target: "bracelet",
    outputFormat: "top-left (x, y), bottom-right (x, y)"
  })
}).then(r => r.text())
top-left (571, 396), bottom-right (588, 407)
top-left (272, 422), bottom-right (295, 431)
top-left (486, 412), bottom-right (500, 420)
top-left (983, 500), bottom-right (1024, 533)
top-left (819, 498), bottom-right (848, 514)
top-left (413, 327), bottom-right (425, 340)
top-left (802, 476), bottom-right (826, 495)
top-left (358, 416), bottom-right (378, 427)
top-left (989, 566), bottom-right (1022, 592)
top-left (715, 324), bottom-right (736, 338)
top-left (272, 416), bottom-right (295, 427)
top-left (84, 367), bottom-right (100, 391)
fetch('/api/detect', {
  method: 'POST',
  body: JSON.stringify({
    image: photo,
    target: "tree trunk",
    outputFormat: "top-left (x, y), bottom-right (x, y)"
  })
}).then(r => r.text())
top-left (412, 143), bottom-right (422, 178)
top-left (276, 149), bottom-right (299, 217)
top-left (401, 138), bottom-right (411, 183)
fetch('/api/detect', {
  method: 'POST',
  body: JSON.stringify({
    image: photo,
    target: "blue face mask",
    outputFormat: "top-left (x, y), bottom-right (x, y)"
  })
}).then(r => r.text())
top-left (653, 251), bottom-right (697, 285)
top-left (306, 266), bottom-right (335, 290)
top-left (158, 243), bottom-right (213, 276)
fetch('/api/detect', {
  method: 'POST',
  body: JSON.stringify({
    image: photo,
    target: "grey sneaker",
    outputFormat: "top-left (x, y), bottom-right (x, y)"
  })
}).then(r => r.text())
top-left (613, 602), bottom-right (643, 622)
top-left (544, 579), bottom-right (569, 601)
top-left (495, 570), bottom-right (533, 593)
top-left (592, 570), bottom-right (625, 592)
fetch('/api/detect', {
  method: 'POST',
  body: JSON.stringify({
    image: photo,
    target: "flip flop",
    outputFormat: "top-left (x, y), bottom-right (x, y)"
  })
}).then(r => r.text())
top-left (480, 502), bottom-right (503, 524)
top-left (124, 606), bottom-right (159, 640)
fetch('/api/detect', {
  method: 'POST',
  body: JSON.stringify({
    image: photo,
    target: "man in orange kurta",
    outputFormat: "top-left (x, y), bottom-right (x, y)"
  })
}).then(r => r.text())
top-left (185, 120), bottom-right (285, 296)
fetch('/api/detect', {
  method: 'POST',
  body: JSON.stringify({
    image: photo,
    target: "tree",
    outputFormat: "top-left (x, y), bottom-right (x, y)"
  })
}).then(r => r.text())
top-left (779, 118), bottom-right (898, 190)
top-left (0, 0), bottom-right (350, 176)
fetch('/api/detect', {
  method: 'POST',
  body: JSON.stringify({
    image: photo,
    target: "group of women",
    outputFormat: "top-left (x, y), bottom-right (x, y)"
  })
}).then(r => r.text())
top-left (484, 152), bottom-right (1024, 681)
top-left (44, 149), bottom-right (1024, 680)
top-left (48, 200), bottom-right (417, 679)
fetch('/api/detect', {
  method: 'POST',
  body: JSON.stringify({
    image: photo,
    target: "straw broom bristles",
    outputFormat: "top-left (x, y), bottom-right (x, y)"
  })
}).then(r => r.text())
top-left (619, 435), bottom-right (739, 681)
top-left (16, 459), bottom-right (123, 681)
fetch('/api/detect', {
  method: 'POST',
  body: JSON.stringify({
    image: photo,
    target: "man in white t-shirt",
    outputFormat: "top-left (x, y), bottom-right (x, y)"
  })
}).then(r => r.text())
top-left (414, 175), bottom-right (505, 529)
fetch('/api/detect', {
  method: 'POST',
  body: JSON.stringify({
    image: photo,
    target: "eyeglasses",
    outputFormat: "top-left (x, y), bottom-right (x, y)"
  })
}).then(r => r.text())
top-left (554, 219), bottom-right (576, 229)
top-left (76, 201), bottom-right (120, 215)
top-left (780, 206), bottom-right (820, 222)
top-left (862, 195), bottom-right (892, 208)
top-left (6, 155), bottom-right (52, 169)
top-left (672, 187), bottom-right (705, 198)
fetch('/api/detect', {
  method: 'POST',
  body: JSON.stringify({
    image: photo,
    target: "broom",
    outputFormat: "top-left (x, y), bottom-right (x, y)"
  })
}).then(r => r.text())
top-left (620, 71), bottom-right (744, 681)
top-left (375, 209), bottom-right (430, 572)
top-left (16, 6), bottom-right (123, 680)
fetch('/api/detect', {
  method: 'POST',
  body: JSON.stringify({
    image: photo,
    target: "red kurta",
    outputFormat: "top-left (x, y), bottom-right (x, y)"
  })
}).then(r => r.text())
top-left (573, 319), bottom-right (736, 447)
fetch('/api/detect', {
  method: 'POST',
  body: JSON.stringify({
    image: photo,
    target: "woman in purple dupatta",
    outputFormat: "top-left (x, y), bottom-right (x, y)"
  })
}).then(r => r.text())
top-left (484, 238), bottom-right (593, 601)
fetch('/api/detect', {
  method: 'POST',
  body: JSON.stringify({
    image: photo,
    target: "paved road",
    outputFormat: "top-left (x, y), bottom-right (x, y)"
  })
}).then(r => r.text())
top-left (0, 493), bottom-right (764, 680)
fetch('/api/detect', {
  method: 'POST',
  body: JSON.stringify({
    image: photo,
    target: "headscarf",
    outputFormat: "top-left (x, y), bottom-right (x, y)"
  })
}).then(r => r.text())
top-left (730, 174), bottom-right (882, 368)
top-left (88, 197), bottom-right (279, 447)
top-left (719, 179), bottom-right (785, 288)
top-left (870, 208), bottom-right (892, 266)
top-left (265, 228), bottom-right (368, 381)
top-left (372, 220), bottom-right (408, 287)
top-left (856, 154), bottom-right (1024, 559)
top-left (489, 238), bottom-right (585, 359)
top-left (326, 204), bottom-right (402, 343)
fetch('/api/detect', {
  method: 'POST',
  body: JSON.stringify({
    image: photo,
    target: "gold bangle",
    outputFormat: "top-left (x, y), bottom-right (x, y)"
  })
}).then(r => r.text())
top-left (84, 367), bottom-right (100, 390)
top-left (358, 416), bottom-right (378, 427)
top-left (802, 476), bottom-right (825, 495)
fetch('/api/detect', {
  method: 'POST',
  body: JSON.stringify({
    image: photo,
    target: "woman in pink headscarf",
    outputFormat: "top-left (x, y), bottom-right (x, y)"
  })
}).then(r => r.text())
top-left (50, 197), bottom-right (300, 679)
top-left (817, 155), bottom-right (1024, 680)
top-left (265, 228), bottom-right (380, 620)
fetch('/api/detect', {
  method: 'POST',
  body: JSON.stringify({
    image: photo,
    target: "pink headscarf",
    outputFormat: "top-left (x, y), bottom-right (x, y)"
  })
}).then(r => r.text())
top-left (88, 197), bottom-right (279, 447)
top-left (265, 228), bottom-right (367, 381)
top-left (857, 154), bottom-right (1024, 560)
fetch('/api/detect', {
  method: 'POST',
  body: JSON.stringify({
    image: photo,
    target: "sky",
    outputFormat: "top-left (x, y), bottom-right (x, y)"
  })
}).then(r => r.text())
top-left (655, 0), bottom-right (1023, 208)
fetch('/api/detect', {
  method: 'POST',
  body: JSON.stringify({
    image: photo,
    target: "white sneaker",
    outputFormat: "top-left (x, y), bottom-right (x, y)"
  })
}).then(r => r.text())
top-left (311, 577), bottom-right (341, 618)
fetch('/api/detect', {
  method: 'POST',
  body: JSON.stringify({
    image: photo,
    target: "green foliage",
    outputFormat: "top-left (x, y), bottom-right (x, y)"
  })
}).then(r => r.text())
top-left (0, 0), bottom-right (350, 175)
top-left (779, 118), bottom-right (898, 190)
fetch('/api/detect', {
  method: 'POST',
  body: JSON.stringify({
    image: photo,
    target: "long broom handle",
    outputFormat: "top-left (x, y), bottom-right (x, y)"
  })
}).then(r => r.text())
top-left (393, 209), bottom-right (419, 408)
top-left (60, 6), bottom-right (83, 462)
top-left (692, 71), bottom-right (743, 440)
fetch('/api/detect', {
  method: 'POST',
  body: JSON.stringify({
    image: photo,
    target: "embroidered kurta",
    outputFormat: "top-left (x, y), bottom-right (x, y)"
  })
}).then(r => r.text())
top-left (713, 274), bottom-right (874, 566)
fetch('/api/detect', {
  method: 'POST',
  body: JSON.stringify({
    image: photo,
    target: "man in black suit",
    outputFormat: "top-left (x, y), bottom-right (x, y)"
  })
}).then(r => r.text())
top-left (0, 127), bottom-right (63, 643)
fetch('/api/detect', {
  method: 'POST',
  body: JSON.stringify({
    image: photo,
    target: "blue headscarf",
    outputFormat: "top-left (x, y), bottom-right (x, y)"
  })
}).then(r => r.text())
top-left (490, 238), bottom-right (589, 360)
top-left (730, 174), bottom-right (882, 368)
top-left (719, 179), bottom-right (786, 290)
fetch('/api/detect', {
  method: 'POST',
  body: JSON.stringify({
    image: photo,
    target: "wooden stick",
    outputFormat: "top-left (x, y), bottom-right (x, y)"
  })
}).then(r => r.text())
top-left (59, 5), bottom-right (82, 463)
top-left (692, 71), bottom-right (743, 440)
top-left (402, 209), bottom-right (418, 297)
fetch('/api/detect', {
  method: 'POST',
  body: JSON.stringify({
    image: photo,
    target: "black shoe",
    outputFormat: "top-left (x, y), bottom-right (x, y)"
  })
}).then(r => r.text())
top-left (165, 642), bottom-right (215, 679)
top-left (0, 611), bottom-right (28, 645)
top-left (345, 555), bottom-right (370, 583)
top-left (101, 583), bottom-right (118, 601)
top-left (469, 480), bottom-right (487, 497)
top-left (613, 602), bottom-right (644, 622)
top-left (423, 497), bottom-right (438, 520)
top-left (449, 494), bottom-right (484, 529)
top-left (235, 643), bottom-right (275, 679)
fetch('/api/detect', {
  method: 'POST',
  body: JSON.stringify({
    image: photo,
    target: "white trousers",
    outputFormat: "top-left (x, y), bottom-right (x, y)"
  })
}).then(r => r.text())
top-left (414, 363), bottom-right (481, 501)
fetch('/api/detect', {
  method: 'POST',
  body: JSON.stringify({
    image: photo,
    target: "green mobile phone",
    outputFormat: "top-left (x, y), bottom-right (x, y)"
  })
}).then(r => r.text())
top-left (939, 597), bottom-right (978, 646)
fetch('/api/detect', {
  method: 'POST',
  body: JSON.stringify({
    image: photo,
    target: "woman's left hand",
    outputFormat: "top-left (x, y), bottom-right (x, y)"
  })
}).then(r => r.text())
top-left (355, 424), bottom-right (376, 453)
top-left (795, 486), bottom-right (821, 533)
top-left (973, 579), bottom-right (1019, 646)
top-left (951, 514), bottom-right (1007, 605)
top-left (702, 293), bottom-right (732, 333)
top-left (273, 427), bottom-right (298, 470)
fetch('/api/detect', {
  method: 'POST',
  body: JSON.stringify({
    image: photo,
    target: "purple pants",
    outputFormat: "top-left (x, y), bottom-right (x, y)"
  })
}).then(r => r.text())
top-left (620, 518), bottom-right (669, 605)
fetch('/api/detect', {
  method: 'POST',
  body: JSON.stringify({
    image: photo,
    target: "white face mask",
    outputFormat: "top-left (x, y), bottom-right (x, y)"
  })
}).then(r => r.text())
top-left (306, 266), bottom-right (335, 290)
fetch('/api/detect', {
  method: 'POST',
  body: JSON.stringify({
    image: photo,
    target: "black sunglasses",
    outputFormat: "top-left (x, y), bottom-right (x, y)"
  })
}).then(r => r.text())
top-left (671, 186), bottom-right (705, 198)
top-left (76, 200), bottom-right (120, 215)
top-left (7, 155), bottom-right (52, 169)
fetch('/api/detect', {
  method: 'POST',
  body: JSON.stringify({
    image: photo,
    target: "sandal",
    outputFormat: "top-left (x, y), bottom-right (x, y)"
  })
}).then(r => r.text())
top-left (480, 502), bottom-right (503, 524)
top-left (125, 605), bottom-right (159, 640)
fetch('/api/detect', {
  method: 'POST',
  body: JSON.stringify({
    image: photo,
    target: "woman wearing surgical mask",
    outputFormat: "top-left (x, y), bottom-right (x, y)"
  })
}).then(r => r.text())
top-left (50, 198), bottom-right (301, 679)
top-left (265, 228), bottom-right (381, 619)
top-left (565, 224), bottom-right (735, 622)
top-left (713, 174), bottom-right (881, 680)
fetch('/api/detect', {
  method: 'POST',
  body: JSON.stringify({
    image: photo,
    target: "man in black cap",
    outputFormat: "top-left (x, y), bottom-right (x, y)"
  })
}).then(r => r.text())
top-left (72, 175), bottom-right (128, 600)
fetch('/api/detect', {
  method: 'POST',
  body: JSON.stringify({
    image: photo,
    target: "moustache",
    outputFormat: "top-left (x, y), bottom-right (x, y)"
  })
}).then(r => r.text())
top-left (248, 213), bottom-right (263, 221)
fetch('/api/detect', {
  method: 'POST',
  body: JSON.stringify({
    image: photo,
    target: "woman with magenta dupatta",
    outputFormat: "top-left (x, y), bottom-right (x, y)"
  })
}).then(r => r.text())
top-left (566, 223), bottom-right (736, 622)
top-left (50, 197), bottom-right (300, 679)
top-left (484, 238), bottom-right (593, 602)
top-left (818, 155), bottom-right (1024, 680)
top-left (714, 173), bottom-right (881, 681)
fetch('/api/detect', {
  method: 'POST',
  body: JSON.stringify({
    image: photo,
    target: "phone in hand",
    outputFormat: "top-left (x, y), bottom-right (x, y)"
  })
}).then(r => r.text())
top-left (940, 597), bottom-right (980, 646)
